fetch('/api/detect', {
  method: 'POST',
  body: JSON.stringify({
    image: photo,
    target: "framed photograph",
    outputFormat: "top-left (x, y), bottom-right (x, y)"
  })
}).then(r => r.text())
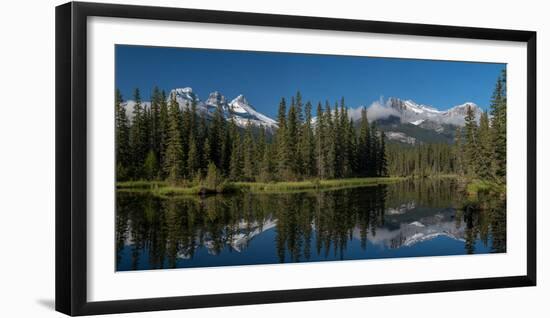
top-left (55, 1), bottom-right (536, 316)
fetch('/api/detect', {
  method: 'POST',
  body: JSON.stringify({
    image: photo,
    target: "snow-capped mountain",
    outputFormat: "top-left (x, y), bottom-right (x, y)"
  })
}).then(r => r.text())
top-left (122, 91), bottom-right (482, 144)
top-left (122, 87), bottom-right (278, 130)
top-left (353, 207), bottom-right (467, 249)
top-left (384, 97), bottom-right (483, 126)
top-left (204, 91), bottom-right (228, 113)
top-left (228, 95), bottom-right (278, 128)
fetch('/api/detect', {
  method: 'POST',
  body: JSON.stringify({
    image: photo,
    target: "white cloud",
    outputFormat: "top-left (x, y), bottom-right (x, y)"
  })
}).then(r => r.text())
top-left (348, 98), bottom-right (401, 122)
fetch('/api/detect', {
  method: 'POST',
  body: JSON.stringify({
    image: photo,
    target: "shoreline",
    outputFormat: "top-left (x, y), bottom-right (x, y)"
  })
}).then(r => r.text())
top-left (116, 177), bottom-right (406, 196)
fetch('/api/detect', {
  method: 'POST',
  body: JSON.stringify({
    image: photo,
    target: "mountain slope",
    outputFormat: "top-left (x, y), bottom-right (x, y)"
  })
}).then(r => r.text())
top-left (122, 87), bottom-right (278, 130)
top-left (122, 91), bottom-right (481, 144)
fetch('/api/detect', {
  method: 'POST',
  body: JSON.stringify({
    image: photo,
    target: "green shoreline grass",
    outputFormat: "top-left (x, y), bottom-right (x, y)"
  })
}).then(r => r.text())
top-left (116, 177), bottom-right (405, 196)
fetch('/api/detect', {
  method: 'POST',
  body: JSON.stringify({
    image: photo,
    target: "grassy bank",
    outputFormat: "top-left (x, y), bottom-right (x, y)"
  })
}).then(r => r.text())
top-left (464, 179), bottom-right (506, 198)
top-left (235, 177), bottom-right (403, 194)
top-left (457, 178), bottom-right (506, 211)
top-left (117, 177), bottom-right (405, 196)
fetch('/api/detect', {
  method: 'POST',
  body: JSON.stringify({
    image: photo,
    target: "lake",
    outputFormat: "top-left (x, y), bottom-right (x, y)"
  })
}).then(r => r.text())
top-left (116, 178), bottom-right (506, 271)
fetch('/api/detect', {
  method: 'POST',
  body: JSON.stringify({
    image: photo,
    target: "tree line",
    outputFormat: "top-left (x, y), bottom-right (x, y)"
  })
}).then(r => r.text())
top-left (116, 69), bottom-right (505, 184)
top-left (457, 69), bottom-right (506, 182)
top-left (385, 69), bottom-right (506, 183)
top-left (115, 89), bottom-right (389, 183)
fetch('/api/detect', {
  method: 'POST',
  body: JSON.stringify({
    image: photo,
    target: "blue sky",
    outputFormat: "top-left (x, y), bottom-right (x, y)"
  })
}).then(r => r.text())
top-left (115, 45), bottom-right (505, 117)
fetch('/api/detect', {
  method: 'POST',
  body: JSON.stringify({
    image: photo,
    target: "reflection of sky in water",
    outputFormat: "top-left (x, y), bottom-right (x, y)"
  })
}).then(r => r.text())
top-left (117, 201), bottom-right (496, 271)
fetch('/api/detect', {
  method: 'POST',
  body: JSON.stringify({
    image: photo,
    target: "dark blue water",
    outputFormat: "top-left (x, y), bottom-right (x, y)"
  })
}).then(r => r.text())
top-left (116, 179), bottom-right (505, 271)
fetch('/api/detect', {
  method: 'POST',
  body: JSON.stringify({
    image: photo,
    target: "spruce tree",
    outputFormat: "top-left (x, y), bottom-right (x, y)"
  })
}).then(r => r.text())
top-left (453, 127), bottom-right (464, 175)
top-left (228, 118), bottom-right (243, 181)
top-left (300, 101), bottom-right (315, 177)
top-left (357, 107), bottom-right (371, 177)
top-left (286, 100), bottom-right (300, 179)
top-left (143, 150), bottom-right (158, 181)
top-left (158, 90), bottom-right (169, 178)
top-left (378, 131), bottom-right (388, 176)
top-left (129, 88), bottom-right (147, 178)
top-left (295, 91), bottom-right (304, 123)
top-left (347, 117), bottom-right (358, 176)
top-left (369, 122), bottom-right (379, 176)
top-left (490, 70), bottom-right (507, 180)
top-left (276, 98), bottom-right (290, 178)
top-left (324, 102), bottom-right (335, 179)
top-left (258, 144), bottom-right (274, 182)
top-left (477, 111), bottom-right (493, 179)
top-left (315, 102), bottom-right (326, 179)
top-left (463, 105), bottom-right (478, 176)
top-left (332, 102), bottom-right (342, 178)
top-left (115, 89), bottom-right (130, 180)
top-left (187, 134), bottom-right (200, 179)
top-left (150, 86), bottom-right (162, 160)
top-left (242, 121), bottom-right (256, 181)
top-left (163, 93), bottom-right (184, 183)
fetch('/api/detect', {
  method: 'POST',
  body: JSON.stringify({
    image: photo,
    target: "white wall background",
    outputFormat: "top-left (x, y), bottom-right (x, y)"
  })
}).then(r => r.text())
top-left (0, 0), bottom-right (547, 317)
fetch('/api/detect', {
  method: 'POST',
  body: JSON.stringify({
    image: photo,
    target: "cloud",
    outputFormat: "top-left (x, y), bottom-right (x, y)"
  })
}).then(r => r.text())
top-left (348, 98), bottom-right (401, 122)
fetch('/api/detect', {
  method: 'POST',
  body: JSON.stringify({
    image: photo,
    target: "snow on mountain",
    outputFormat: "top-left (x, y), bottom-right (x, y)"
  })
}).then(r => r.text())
top-left (385, 97), bottom-right (482, 126)
top-left (353, 209), bottom-right (467, 249)
top-left (121, 100), bottom-right (151, 121)
top-left (174, 217), bottom-right (277, 258)
top-left (347, 97), bottom-right (483, 128)
top-left (122, 91), bottom-right (480, 135)
top-left (385, 131), bottom-right (417, 145)
top-left (204, 91), bottom-right (228, 112)
top-left (440, 102), bottom-right (482, 126)
top-left (228, 95), bottom-right (278, 129)
top-left (122, 87), bottom-right (278, 130)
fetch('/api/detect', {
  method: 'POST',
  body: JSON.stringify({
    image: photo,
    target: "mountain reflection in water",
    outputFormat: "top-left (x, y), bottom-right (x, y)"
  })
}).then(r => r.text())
top-left (116, 178), bottom-right (506, 271)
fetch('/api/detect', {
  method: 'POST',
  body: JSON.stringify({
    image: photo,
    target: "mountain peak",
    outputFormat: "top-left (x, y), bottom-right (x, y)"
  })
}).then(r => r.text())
top-left (123, 87), bottom-right (277, 130)
top-left (232, 94), bottom-right (248, 105)
top-left (171, 87), bottom-right (194, 95)
top-left (169, 87), bottom-right (199, 104)
top-left (205, 91), bottom-right (227, 107)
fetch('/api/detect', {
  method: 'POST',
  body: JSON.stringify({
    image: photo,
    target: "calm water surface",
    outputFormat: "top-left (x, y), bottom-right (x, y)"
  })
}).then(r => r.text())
top-left (116, 178), bottom-right (506, 271)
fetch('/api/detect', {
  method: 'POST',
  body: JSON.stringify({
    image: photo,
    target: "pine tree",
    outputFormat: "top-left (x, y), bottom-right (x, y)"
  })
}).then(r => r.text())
top-left (187, 134), bottom-right (200, 179)
top-left (258, 144), bottom-right (274, 182)
top-left (276, 98), bottom-right (290, 178)
top-left (347, 117), bottom-right (358, 176)
top-left (150, 86), bottom-right (162, 160)
top-left (332, 102), bottom-right (342, 178)
top-left (163, 93), bottom-right (184, 183)
top-left (463, 105), bottom-right (478, 176)
top-left (228, 118), bottom-right (242, 181)
top-left (286, 99), bottom-right (300, 179)
top-left (129, 88), bottom-right (147, 178)
top-left (256, 127), bottom-right (267, 169)
top-left (300, 101), bottom-right (315, 177)
top-left (490, 70), bottom-right (507, 180)
top-left (476, 111), bottom-right (493, 179)
top-left (324, 102), bottom-right (335, 178)
top-left (357, 107), bottom-right (371, 177)
top-left (369, 121), bottom-right (379, 176)
top-left (315, 102), bottom-right (326, 179)
top-left (339, 98), bottom-right (351, 177)
top-left (378, 131), bottom-right (388, 176)
top-left (242, 121), bottom-right (256, 181)
top-left (205, 162), bottom-right (222, 191)
top-left (143, 150), bottom-right (158, 181)
top-left (295, 91), bottom-right (304, 123)
top-left (453, 127), bottom-right (464, 175)
top-left (115, 89), bottom-right (131, 180)
top-left (158, 90), bottom-right (169, 178)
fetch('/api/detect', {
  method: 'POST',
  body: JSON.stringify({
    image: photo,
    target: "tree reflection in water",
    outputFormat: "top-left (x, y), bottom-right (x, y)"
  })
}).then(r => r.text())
top-left (116, 179), bottom-right (506, 271)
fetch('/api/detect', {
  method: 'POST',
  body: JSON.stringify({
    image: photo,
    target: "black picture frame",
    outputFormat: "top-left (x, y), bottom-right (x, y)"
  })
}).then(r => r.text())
top-left (55, 1), bottom-right (537, 316)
